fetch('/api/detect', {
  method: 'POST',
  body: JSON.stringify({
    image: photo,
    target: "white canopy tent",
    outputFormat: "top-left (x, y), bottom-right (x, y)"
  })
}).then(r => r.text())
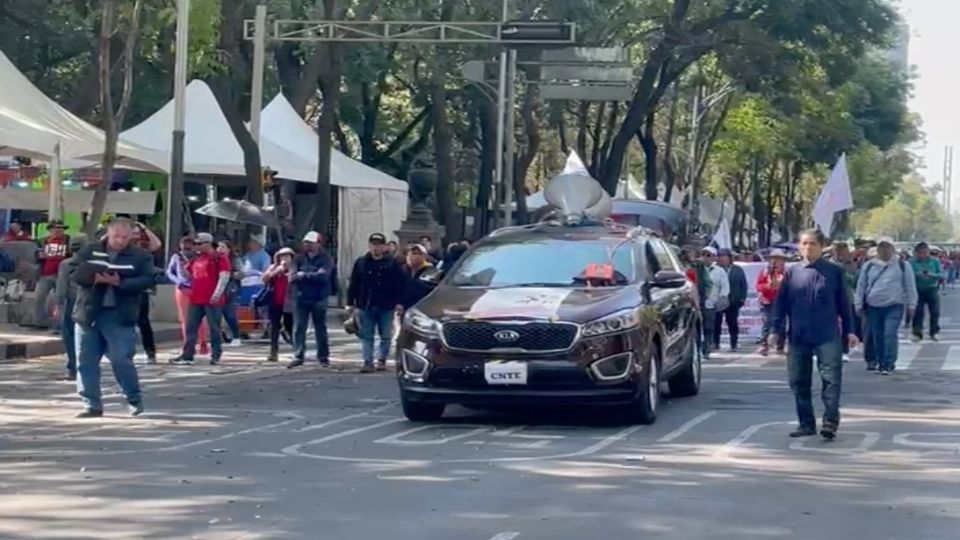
top-left (0, 50), bottom-right (165, 170)
top-left (259, 94), bottom-right (408, 281)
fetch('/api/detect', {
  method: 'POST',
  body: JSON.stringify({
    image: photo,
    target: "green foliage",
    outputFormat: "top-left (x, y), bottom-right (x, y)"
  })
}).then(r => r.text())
top-left (858, 176), bottom-right (953, 242)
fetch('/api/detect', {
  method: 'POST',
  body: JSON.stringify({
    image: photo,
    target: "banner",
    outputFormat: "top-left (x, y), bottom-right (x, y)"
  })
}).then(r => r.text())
top-left (719, 262), bottom-right (770, 340)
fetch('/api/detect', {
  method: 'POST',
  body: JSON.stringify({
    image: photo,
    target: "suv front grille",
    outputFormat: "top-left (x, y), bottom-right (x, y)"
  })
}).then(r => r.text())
top-left (441, 322), bottom-right (578, 352)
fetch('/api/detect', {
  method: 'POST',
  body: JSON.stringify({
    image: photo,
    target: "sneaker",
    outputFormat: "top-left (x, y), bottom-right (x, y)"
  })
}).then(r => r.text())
top-left (879, 368), bottom-right (891, 376)
top-left (758, 345), bottom-right (769, 357)
top-left (866, 362), bottom-right (878, 371)
top-left (128, 401), bottom-right (145, 417)
top-left (267, 350), bottom-right (279, 362)
top-left (359, 364), bottom-right (377, 374)
top-left (842, 354), bottom-right (850, 363)
top-left (76, 409), bottom-right (104, 419)
top-left (789, 427), bottom-right (817, 438)
top-left (169, 356), bottom-right (194, 366)
top-left (209, 357), bottom-right (221, 366)
top-left (286, 358), bottom-right (305, 369)
top-left (910, 334), bottom-right (921, 343)
top-left (930, 335), bottom-right (939, 342)
top-left (227, 339), bottom-right (242, 347)
top-left (145, 353), bottom-right (157, 365)
top-left (820, 424), bottom-right (838, 440)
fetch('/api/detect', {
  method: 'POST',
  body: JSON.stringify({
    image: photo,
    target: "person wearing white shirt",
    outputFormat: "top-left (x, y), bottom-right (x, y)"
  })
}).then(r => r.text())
top-left (700, 247), bottom-right (730, 358)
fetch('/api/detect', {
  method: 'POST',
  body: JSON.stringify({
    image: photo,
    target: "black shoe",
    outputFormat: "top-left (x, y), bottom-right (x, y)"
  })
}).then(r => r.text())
top-left (76, 409), bottom-right (104, 419)
top-left (930, 335), bottom-right (939, 342)
top-left (169, 356), bottom-right (194, 365)
top-left (820, 425), bottom-right (837, 440)
top-left (359, 364), bottom-right (376, 374)
top-left (209, 357), bottom-right (221, 366)
top-left (866, 362), bottom-right (878, 371)
top-left (57, 372), bottom-right (77, 382)
top-left (879, 368), bottom-right (891, 376)
top-left (145, 353), bottom-right (157, 365)
top-left (376, 359), bottom-right (387, 372)
top-left (789, 427), bottom-right (817, 438)
top-left (267, 350), bottom-right (279, 362)
top-left (318, 359), bottom-right (331, 368)
top-left (286, 358), bottom-right (305, 369)
top-left (128, 401), bottom-right (145, 417)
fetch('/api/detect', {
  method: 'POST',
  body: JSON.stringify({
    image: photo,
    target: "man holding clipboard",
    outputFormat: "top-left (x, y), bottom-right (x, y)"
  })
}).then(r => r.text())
top-left (68, 218), bottom-right (156, 418)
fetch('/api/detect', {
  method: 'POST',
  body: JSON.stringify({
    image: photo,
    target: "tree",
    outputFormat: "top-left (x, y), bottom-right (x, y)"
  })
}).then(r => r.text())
top-left (87, 0), bottom-right (144, 237)
top-left (859, 176), bottom-right (953, 242)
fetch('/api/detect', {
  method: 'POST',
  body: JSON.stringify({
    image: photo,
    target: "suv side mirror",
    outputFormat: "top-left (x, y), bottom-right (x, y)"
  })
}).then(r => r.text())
top-left (652, 270), bottom-right (687, 289)
top-left (419, 267), bottom-right (445, 288)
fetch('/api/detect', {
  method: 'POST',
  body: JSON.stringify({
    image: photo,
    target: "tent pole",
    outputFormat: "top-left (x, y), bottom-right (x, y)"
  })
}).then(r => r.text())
top-left (166, 0), bottom-right (190, 261)
top-left (250, 4), bottom-right (268, 242)
top-left (48, 142), bottom-right (62, 221)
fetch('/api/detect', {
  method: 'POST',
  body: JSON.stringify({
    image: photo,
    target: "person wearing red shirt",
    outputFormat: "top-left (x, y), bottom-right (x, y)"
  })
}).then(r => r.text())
top-left (170, 232), bottom-right (231, 365)
top-left (34, 219), bottom-right (70, 329)
top-left (262, 247), bottom-right (296, 362)
top-left (756, 249), bottom-right (787, 355)
top-left (2, 221), bottom-right (32, 242)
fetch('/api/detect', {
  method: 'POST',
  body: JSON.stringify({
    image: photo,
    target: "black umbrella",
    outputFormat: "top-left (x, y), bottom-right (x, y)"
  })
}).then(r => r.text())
top-left (196, 199), bottom-right (278, 228)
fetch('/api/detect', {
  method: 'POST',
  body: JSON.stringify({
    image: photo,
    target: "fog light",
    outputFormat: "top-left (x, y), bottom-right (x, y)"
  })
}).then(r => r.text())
top-left (402, 349), bottom-right (430, 378)
top-left (590, 352), bottom-right (632, 381)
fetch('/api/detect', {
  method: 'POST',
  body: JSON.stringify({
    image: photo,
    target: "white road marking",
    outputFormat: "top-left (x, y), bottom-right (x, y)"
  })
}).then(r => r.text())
top-left (282, 418), bottom-right (407, 456)
top-left (487, 533), bottom-right (520, 540)
top-left (714, 421), bottom-right (791, 460)
top-left (293, 402), bottom-right (397, 433)
top-left (657, 411), bottom-right (717, 443)
top-left (374, 424), bottom-right (491, 446)
top-left (896, 344), bottom-right (921, 370)
top-left (943, 346), bottom-right (960, 370)
top-left (892, 433), bottom-right (960, 450)
top-left (789, 431), bottom-right (881, 454)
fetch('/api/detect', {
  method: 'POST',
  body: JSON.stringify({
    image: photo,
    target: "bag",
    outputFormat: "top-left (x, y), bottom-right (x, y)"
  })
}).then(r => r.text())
top-left (253, 283), bottom-right (274, 308)
top-left (343, 310), bottom-right (360, 335)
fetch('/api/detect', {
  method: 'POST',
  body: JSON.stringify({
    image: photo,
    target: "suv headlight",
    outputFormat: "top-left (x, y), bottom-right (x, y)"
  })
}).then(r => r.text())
top-left (582, 309), bottom-right (640, 338)
top-left (402, 308), bottom-right (440, 337)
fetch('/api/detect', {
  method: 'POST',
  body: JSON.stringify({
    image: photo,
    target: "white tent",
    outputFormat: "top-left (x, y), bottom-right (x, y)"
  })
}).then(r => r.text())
top-left (0, 50), bottom-right (165, 170)
top-left (259, 93), bottom-right (409, 283)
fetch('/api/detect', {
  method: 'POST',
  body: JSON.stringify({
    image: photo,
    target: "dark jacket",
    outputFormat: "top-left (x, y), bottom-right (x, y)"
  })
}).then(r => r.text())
top-left (724, 263), bottom-right (748, 306)
top-left (347, 253), bottom-right (405, 310)
top-left (291, 250), bottom-right (338, 305)
top-left (402, 263), bottom-right (435, 309)
top-left (55, 254), bottom-right (79, 305)
top-left (69, 240), bottom-right (155, 327)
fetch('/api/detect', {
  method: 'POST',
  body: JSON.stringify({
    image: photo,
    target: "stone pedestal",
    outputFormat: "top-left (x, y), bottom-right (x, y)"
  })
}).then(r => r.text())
top-left (395, 168), bottom-right (445, 248)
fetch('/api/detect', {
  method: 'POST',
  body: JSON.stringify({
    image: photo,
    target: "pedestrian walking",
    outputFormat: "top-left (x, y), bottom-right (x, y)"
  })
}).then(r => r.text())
top-left (910, 242), bottom-right (942, 342)
top-left (756, 249), bottom-right (787, 355)
top-left (287, 231), bottom-right (338, 369)
top-left (165, 236), bottom-right (210, 355)
top-left (698, 247), bottom-right (730, 359)
top-left (770, 229), bottom-right (857, 440)
top-left (832, 241), bottom-right (861, 362)
top-left (34, 219), bottom-right (71, 330)
top-left (261, 247), bottom-right (296, 362)
top-left (132, 222), bottom-right (162, 363)
top-left (54, 235), bottom-right (85, 381)
top-left (714, 249), bottom-right (747, 351)
top-left (401, 244), bottom-right (435, 310)
top-left (69, 218), bottom-right (155, 417)
top-left (854, 237), bottom-right (917, 374)
top-left (217, 239), bottom-right (244, 346)
top-left (347, 233), bottom-right (405, 373)
top-left (169, 233), bottom-right (231, 366)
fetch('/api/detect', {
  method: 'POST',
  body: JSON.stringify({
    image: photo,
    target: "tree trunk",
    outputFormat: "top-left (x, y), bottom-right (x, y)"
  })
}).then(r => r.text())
top-left (514, 86), bottom-right (540, 225)
top-left (431, 81), bottom-right (460, 241)
top-left (314, 0), bottom-right (341, 234)
top-left (476, 93), bottom-right (496, 235)
top-left (661, 82), bottom-right (680, 202)
top-left (639, 110), bottom-right (658, 200)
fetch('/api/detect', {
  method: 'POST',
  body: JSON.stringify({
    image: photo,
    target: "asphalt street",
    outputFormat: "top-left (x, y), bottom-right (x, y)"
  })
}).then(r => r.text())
top-left (2, 296), bottom-right (960, 539)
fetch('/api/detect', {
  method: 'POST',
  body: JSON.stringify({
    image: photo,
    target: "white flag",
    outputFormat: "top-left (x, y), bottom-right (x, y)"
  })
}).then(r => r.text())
top-left (812, 153), bottom-right (854, 236)
top-left (713, 218), bottom-right (733, 250)
top-left (561, 151), bottom-right (590, 176)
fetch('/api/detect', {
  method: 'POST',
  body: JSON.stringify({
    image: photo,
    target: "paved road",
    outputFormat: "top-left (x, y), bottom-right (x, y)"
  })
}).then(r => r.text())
top-left (2, 296), bottom-right (960, 539)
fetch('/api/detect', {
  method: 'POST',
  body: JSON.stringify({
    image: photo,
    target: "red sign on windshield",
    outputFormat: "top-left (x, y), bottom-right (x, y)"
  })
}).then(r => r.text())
top-left (584, 263), bottom-right (614, 280)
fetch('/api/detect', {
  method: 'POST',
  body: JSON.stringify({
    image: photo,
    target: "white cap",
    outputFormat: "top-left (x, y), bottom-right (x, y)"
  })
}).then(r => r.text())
top-left (701, 246), bottom-right (718, 256)
top-left (195, 232), bottom-right (214, 244)
top-left (302, 231), bottom-right (321, 243)
top-left (768, 248), bottom-right (787, 259)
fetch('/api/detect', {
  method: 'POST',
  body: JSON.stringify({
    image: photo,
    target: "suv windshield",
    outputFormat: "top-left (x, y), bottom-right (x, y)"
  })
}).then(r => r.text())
top-left (448, 238), bottom-right (637, 287)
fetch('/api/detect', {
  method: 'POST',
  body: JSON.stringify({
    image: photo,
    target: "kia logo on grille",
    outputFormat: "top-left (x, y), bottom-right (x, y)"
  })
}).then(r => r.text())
top-left (493, 330), bottom-right (521, 343)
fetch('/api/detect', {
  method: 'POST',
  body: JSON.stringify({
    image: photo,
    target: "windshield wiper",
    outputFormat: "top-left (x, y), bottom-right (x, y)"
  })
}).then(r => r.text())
top-left (494, 282), bottom-right (570, 288)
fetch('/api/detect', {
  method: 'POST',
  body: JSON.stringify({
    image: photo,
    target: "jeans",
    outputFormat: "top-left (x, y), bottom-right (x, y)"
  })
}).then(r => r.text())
top-left (222, 297), bottom-right (241, 341)
top-left (913, 288), bottom-right (940, 338)
top-left (183, 304), bottom-right (223, 359)
top-left (268, 304), bottom-right (293, 353)
top-left (866, 304), bottom-right (904, 370)
top-left (359, 308), bottom-right (394, 365)
top-left (701, 307), bottom-right (715, 356)
top-left (787, 338), bottom-right (843, 430)
top-left (293, 302), bottom-right (329, 361)
top-left (60, 297), bottom-right (76, 376)
top-left (713, 302), bottom-right (742, 349)
top-left (34, 275), bottom-right (57, 328)
top-left (75, 308), bottom-right (141, 411)
top-left (137, 293), bottom-right (156, 356)
top-left (759, 304), bottom-right (785, 350)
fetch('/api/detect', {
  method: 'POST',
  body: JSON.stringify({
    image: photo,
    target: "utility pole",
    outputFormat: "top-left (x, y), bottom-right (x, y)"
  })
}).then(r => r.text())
top-left (244, 6), bottom-right (574, 237)
top-left (165, 0), bottom-right (189, 261)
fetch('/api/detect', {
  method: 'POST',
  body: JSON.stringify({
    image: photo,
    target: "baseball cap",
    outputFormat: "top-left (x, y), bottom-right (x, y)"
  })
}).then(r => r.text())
top-left (368, 233), bottom-right (386, 244)
top-left (195, 232), bottom-right (214, 244)
top-left (302, 231), bottom-right (321, 243)
top-left (768, 248), bottom-right (787, 259)
top-left (701, 246), bottom-right (718, 256)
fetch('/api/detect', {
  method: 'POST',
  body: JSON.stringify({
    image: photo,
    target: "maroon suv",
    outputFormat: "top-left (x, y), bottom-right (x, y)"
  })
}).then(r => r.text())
top-left (396, 223), bottom-right (703, 424)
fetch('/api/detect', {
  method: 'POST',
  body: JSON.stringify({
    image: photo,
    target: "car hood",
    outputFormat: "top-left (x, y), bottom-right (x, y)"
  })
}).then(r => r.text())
top-left (417, 284), bottom-right (640, 325)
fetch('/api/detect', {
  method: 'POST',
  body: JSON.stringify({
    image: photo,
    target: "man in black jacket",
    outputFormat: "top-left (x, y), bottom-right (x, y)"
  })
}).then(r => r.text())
top-left (714, 248), bottom-right (749, 351)
top-left (347, 233), bottom-right (406, 373)
top-left (287, 231), bottom-right (338, 369)
top-left (69, 218), bottom-right (155, 417)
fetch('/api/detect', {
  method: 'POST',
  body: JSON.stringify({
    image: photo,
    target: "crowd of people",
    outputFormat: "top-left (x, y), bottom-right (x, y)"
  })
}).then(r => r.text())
top-left (0, 216), bottom-right (473, 417)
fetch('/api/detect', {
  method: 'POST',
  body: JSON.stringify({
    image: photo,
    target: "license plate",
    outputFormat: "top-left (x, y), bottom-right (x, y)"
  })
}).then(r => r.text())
top-left (484, 361), bottom-right (528, 385)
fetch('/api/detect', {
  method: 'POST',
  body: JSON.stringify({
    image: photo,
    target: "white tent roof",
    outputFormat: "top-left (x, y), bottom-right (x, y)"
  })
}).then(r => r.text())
top-left (0, 50), bottom-right (165, 170)
top-left (121, 80), bottom-right (317, 182)
top-left (260, 94), bottom-right (407, 192)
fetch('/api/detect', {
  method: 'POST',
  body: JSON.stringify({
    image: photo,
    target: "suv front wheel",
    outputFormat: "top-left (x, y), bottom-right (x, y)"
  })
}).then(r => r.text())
top-left (627, 349), bottom-right (660, 424)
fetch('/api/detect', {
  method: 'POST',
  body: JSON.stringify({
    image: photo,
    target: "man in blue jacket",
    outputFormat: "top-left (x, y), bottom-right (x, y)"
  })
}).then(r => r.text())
top-left (287, 231), bottom-right (337, 368)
